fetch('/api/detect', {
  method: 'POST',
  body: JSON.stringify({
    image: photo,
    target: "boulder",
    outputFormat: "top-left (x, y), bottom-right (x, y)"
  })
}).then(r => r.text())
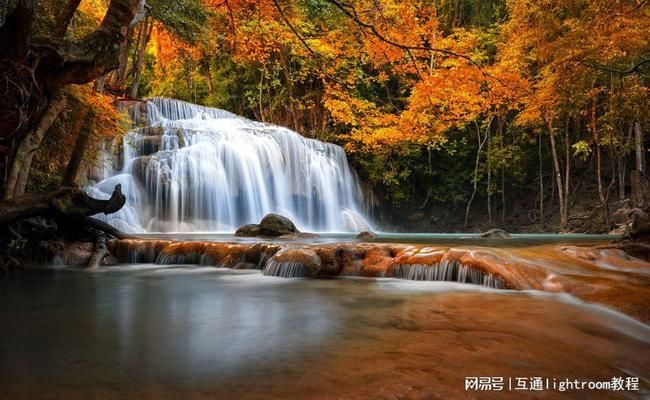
top-left (480, 228), bottom-right (511, 239)
top-left (259, 213), bottom-right (299, 236)
top-left (356, 231), bottom-right (377, 240)
top-left (234, 224), bottom-right (261, 237)
top-left (234, 213), bottom-right (299, 237)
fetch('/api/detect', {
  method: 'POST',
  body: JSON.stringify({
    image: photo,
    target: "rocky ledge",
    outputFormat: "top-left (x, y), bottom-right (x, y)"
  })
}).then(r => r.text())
top-left (102, 238), bottom-right (650, 322)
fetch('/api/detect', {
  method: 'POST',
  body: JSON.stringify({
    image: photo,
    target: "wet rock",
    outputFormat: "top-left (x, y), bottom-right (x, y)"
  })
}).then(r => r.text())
top-left (109, 239), bottom-right (172, 263)
top-left (234, 224), bottom-right (261, 237)
top-left (55, 242), bottom-right (94, 266)
top-left (264, 248), bottom-right (321, 277)
top-left (480, 228), bottom-right (511, 238)
top-left (356, 231), bottom-right (377, 240)
top-left (259, 213), bottom-right (299, 236)
top-left (236, 213), bottom-right (299, 237)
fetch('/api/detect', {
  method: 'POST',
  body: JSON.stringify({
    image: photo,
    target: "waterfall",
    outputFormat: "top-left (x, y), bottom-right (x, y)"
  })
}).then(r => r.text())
top-left (393, 262), bottom-right (507, 289)
top-left (88, 97), bottom-right (371, 233)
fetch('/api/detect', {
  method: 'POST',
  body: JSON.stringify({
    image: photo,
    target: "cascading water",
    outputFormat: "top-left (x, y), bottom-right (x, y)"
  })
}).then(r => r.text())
top-left (87, 97), bottom-right (371, 233)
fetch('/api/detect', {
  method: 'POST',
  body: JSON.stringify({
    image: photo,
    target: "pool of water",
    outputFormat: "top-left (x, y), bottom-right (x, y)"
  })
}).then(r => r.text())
top-left (141, 232), bottom-right (618, 247)
top-left (1, 265), bottom-right (648, 399)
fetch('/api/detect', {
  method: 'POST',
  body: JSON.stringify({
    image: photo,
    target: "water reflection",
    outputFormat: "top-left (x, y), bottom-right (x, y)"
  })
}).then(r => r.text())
top-left (1, 267), bottom-right (648, 399)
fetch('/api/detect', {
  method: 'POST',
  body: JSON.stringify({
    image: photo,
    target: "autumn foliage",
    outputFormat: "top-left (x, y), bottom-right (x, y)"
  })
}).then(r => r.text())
top-left (19, 0), bottom-right (650, 231)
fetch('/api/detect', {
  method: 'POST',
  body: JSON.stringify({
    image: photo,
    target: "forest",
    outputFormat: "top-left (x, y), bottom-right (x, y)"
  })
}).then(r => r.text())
top-left (1, 0), bottom-right (649, 234)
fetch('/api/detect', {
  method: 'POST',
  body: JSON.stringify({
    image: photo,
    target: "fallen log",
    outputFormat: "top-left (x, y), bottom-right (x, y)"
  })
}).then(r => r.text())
top-left (85, 217), bottom-right (134, 240)
top-left (0, 184), bottom-right (126, 226)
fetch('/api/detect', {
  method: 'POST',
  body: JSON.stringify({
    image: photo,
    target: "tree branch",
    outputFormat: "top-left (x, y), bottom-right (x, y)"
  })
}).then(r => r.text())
top-left (0, 184), bottom-right (126, 225)
top-left (582, 58), bottom-right (650, 76)
top-left (53, 0), bottom-right (82, 38)
top-left (31, 0), bottom-right (144, 88)
top-left (322, 0), bottom-right (483, 68)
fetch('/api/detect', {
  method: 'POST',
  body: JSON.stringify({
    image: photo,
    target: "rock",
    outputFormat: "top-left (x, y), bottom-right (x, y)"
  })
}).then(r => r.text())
top-left (356, 231), bottom-right (377, 240)
top-left (55, 242), bottom-right (94, 266)
top-left (259, 213), bottom-right (299, 236)
top-left (264, 248), bottom-right (322, 277)
top-left (234, 224), bottom-right (261, 237)
top-left (235, 214), bottom-right (299, 237)
top-left (279, 232), bottom-right (320, 239)
top-left (480, 228), bottom-right (511, 238)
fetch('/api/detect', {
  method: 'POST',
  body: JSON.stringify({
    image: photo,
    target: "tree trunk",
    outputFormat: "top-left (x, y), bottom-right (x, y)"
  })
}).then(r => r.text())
top-left (464, 117), bottom-right (491, 228)
top-left (258, 71), bottom-right (265, 123)
top-left (548, 120), bottom-right (566, 231)
top-left (564, 117), bottom-right (571, 220)
top-left (0, 184), bottom-right (126, 226)
top-left (87, 233), bottom-right (109, 269)
top-left (487, 125), bottom-right (492, 224)
top-left (1, 0), bottom-right (144, 189)
top-left (205, 64), bottom-right (213, 95)
top-left (113, 24), bottom-right (135, 88)
top-left (53, 0), bottom-right (82, 38)
top-left (130, 16), bottom-right (153, 99)
top-left (4, 94), bottom-right (67, 200)
top-left (635, 121), bottom-right (645, 174)
top-left (618, 158), bottom-right (626, 200)
top-left (62, 112), bottom-right (95, 186)
top-left (591, 95), bottom-right (605, 207)
top-left (538, 132), bottom-right (544, 227)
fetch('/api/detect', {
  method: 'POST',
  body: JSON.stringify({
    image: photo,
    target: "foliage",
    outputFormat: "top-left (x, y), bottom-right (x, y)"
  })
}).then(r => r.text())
top-left (28, 0), bottom-right (650, 228)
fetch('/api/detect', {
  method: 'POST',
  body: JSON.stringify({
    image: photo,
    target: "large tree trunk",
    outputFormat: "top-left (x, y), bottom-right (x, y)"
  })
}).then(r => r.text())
top-left (3, 94), bottom-right (67, 200)
top-left (112, 24), bottom-right (136, 89)
top-left (0, 0), bottom-right (143, 192)
top-left (53, 0), bottom-right (83, 38)
top-left (62, 112), bottom-right (95, 186)
top-left (130, 16), bottom-right (153, 99)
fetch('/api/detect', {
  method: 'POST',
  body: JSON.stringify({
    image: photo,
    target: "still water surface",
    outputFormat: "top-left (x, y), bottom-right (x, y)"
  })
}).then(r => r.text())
top-left (1, 262), bottom-right (648, 399)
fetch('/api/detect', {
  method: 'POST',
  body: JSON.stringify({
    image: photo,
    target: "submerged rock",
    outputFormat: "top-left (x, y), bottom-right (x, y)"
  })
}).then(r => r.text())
top-left (480, 228), bottom-right (511, 238)
top-left (356, 231), bottom-right (377, 240)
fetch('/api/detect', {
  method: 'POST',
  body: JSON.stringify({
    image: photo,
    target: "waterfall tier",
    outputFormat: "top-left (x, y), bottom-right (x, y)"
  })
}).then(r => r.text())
top-left (88, 97), bottom-right (371, 233)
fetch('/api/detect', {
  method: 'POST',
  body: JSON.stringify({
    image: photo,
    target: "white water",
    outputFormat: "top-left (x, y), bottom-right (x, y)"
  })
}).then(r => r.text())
top-left (88, 97), bottom-right (371, 233)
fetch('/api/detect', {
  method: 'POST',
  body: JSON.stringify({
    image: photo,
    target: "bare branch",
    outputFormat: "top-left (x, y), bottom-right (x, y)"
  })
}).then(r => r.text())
top-left (582, 58), bottom-right (650, 76)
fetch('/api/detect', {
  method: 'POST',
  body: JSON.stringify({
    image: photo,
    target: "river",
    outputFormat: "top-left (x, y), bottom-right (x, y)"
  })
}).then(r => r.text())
top-left (1, 234), bottom-right (649, 399)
